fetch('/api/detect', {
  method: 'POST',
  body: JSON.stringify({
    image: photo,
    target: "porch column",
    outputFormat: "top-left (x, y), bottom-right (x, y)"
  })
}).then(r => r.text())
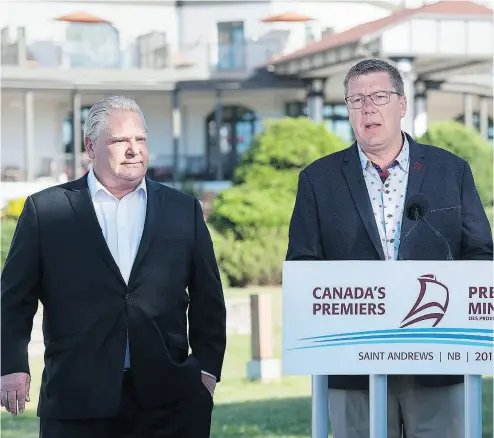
top-left (414, 80), bottom-right (428, 138)
top-left (214, 88), bottom-right (223, 181)
top-left (306, 78), bottom-right (326, 123)
top-left (479, 96), bottom-right (489, 140)
top-left (24, 91), bottom-right (35, 181)
top-left (463, 93), bottom-right (474, 129)
top-left (72, 90), bottom-right (82, 180)
top-left (172, 88), bottom-right (181, 183)
top-left (393, 57), bottom-right (416, 136)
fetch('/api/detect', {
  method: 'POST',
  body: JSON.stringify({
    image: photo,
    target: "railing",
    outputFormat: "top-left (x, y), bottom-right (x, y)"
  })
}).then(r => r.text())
top-left (1, 153), bottom-right (88, 183)
top-left (2, 25), bottom-right (284, 77)
top-left (178, 40), bottom-right (284, 76)
top-left (147, 153), bottom-right (237, 182)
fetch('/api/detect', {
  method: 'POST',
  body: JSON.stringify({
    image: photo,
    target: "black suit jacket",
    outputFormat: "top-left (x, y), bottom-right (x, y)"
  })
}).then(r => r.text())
top-left (286, 133), bottom-right (493, 390)
top-left (1, 175), bottom-right (227, 419)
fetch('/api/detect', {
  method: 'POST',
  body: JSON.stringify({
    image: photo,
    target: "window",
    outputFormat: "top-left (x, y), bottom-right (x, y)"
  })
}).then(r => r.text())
top-left (64, 106), bottom-right (91, 154)
top-left (205, 105), bottom-right (260, 180)
top-left (65, 22), bottom-right (120, 68)
top-left (135, 31), bottom-right (168, 69)
top-left (216, 21), bottom-right (245, 71)
top-left (285, 101), bottom-right (355, 143)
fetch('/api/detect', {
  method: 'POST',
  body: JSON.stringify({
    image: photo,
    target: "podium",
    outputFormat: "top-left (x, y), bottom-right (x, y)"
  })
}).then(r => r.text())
top-left (282, 260), bottom-right (493, 438)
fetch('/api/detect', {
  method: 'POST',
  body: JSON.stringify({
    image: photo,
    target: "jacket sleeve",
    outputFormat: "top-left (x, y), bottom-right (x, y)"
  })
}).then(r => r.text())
top-left (187, 199), bottom-right (227, 382)
top-left (1, 196), bottom-right (41, 376)
top-left (460, 161), bottom-right (493, 260)
top-left (286, 169), bottom-right (325, 261)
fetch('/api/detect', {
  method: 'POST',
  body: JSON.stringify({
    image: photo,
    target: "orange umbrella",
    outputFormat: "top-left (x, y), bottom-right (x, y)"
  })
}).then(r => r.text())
top-left (261, 11), bottom-right (313, 23)
top-left (54, 12), bottom-right (111, 24)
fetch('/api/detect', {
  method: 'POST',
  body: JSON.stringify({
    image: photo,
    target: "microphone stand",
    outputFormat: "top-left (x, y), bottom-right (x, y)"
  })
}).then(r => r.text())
top-left (417, 213), bottom-right (454, 261)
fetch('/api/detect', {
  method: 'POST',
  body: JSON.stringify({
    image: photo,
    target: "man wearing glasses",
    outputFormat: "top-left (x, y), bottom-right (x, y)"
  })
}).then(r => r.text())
top-left (286, 59), bottom-right (492, 437)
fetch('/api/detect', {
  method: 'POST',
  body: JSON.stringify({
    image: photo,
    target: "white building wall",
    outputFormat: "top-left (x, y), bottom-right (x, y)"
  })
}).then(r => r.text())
top-left (0, 1), bottom-right (179, 56)
top-left (178, 0), bottom-right (392, 61)
top-left (1, 92), bottom-right (63, 178)
top-left (268, 1), bottom-right (392, 54)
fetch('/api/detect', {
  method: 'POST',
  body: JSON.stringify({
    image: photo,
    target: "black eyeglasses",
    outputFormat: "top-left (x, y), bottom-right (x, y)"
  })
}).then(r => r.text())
top-left (345, 91), bottom-right (401, 109)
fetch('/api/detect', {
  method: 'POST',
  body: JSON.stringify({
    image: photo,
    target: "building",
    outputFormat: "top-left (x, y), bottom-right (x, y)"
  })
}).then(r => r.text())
top-left (1, 0), bottom-right (492, 201)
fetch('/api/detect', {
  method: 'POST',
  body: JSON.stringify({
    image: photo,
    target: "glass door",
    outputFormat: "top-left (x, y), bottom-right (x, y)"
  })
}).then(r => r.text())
top-left (217, 21), bottom-right (245, 71)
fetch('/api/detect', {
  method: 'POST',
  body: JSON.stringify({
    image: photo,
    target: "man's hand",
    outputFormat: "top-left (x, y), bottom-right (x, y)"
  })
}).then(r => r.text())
top-left (1, 373), bottom-right (31, 415)
top-left (201, 373), bottom-right (216, 397)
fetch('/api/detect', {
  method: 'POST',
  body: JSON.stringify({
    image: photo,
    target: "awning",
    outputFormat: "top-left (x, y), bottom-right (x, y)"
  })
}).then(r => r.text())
top-left (54, 12), bottom-right (111, 24)
top-left (261, 11), bottom-right (313, 23)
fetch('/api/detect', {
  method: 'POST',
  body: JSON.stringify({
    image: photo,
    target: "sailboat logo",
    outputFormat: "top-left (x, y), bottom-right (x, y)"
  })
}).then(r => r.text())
top-left (400, 274), bottom-right (450, 328)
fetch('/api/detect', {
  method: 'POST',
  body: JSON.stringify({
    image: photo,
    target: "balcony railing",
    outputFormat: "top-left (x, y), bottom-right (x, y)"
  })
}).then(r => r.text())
top-left (179, 40), bottom-right (284, 76)
top-left (2, 26), bottom-right (284, 78)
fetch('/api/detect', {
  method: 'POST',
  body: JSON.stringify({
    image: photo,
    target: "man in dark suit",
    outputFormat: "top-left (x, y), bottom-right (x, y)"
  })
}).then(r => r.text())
top-left (286, 59), bottom-right (493, 438)
top-left (1, 95), bottom-right (227, 438)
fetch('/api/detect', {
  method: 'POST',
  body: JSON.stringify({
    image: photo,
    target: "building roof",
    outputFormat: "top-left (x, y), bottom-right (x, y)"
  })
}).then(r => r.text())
top-left (271, 0), bottom-right (493, 65)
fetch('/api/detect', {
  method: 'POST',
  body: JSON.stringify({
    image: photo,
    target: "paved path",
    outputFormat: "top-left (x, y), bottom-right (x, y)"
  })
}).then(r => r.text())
top-left (28, 309), bottom-right (44, 358)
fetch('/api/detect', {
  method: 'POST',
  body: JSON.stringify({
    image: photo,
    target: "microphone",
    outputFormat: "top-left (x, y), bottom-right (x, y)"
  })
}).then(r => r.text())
top-left (403, 193), bottom-right (453, 260)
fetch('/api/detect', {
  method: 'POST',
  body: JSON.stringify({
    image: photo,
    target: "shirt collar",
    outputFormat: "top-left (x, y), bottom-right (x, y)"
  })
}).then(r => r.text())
top-left (357, 132), bottom-right (410, 171)
top-left (87, 168), bottom-right (147, 201)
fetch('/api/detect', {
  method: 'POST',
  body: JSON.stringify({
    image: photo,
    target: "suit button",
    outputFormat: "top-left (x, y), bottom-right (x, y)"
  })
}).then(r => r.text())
top-left (126, 293), bottom-right (132, 301)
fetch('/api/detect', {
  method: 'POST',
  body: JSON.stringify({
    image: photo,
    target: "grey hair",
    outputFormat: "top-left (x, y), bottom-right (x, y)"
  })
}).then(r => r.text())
top-left (343, 59), bottom-right (405, 97)
top-left (83, 95), bottom-right (147, 142)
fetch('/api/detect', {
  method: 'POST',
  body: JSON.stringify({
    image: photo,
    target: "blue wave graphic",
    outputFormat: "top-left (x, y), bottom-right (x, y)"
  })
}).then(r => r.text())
top-left (300, 328), bottom-right (494, 342)
top-left (288, 339), bottom-right (494, 350)
top-left (312, 333), bottom-right (493, 343)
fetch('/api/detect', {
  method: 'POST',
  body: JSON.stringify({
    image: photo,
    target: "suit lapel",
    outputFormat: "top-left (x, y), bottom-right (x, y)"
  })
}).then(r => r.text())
top-left (129, 178), bottom-right (163, 281)
top-left (342, 143), bottom-right (385, 260)
top-left (400, 136), bottom-right (428, 240)
top-left (65, 175), bottom-right (126, 286)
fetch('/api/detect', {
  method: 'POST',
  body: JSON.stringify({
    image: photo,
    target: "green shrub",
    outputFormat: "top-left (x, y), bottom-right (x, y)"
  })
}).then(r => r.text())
top-left (416, 121), bottom-right (493, 208)
top-left (486, 206), bottom-right (493, 230)
top-left (208, 117), bottom-right (348, 286)
top-left (208, 225), bottom-right (231, 289)
top-left (210, 226), bottom-right (287, 287)
top-left (209, 117), bottom-right (348, 237)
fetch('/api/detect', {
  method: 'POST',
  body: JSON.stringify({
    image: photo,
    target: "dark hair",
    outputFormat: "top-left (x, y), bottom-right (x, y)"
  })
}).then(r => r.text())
top-left (343, 59), bottom-right (404, 96)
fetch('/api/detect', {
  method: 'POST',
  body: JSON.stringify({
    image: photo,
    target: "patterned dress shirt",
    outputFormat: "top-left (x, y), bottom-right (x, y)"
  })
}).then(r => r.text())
top-left (357, 135), bottom-right (410, 260)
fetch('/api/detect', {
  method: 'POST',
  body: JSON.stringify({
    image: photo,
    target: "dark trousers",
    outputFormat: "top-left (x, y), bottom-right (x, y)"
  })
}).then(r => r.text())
top-left (39, 371), bottom-right (214, 438)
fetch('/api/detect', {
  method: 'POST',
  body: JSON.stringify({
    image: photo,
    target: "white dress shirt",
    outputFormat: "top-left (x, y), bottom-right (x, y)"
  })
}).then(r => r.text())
top-left (87, 168), bottom-right (146, 369)
top-left (86, 169), bottom-right (215, 379)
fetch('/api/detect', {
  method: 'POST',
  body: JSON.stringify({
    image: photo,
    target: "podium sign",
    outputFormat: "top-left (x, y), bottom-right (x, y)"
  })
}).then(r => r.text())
top-left (282, 260), bottom-right (493, 376)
